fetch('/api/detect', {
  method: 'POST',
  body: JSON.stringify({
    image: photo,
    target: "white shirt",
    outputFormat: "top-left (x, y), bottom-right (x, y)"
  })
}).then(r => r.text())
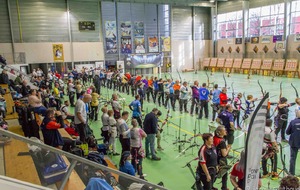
top-left (60, 104), bottom-right (69, 119)
top-left (74, 99), bottom-right (87, 124)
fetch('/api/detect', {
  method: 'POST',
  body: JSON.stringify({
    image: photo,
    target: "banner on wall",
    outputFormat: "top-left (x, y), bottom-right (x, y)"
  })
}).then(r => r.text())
top-left (105, 21), bottom-right (117, 54)
top-left (134, 21), bottom-right (144, 37)
top-left (261, 36), bottom-right (271, 43)
top-left (161, 36), bottom-right (171, 52)
top-left (121, 38), bottom-right (132, 54)
top-left (52, 44), bottom-right (64, 62)
top-left (273, 35), bottom-right (283, 43)
top-left (295, 33), bottom-right (300, 42)
top-left (251, 37), bottom-right (259, 44)
top-left (134, 38), bottom-right (145, 53)
top-left (125, 53), bottom-right (162, 69)
top-left (120, 21), bottom-right (131, 37)
top-left (117, 61), bottom-right (125, 74)
top-left (148, 36), bottom-right (158, 52)
top-left (235, 38), bottom-right (242, 44)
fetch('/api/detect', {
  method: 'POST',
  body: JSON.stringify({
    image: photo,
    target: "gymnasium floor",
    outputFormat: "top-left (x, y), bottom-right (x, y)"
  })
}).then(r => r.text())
top-left (83, 71), bottom-right (299, 190)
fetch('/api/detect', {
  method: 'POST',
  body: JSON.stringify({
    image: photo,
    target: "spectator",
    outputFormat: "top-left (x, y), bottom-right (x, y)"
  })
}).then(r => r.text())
top-left (28, 89), bottom-right (47, 116)
top-left (143, 108), bottom-right (161, 161)
top-left (117, 111), bottom-right (131, 153)
top-left (286, 110), bottom-right (300, 175)
top-left (74, 94), bottom-right (91, 143)
top-left (279, 175), bottom-right (300, 190)
top-left (130, 119), bottom-right (147, 178)
top-left (119, 151), bottom-right (135, 176)
top-left (90, 87), bottom-right (100, 121)
top-left (101, 106), bottom-right (110, 145)
top-left (60, 100), bottom-right (74, 120)
top-left (108, 110), bottom-right (119, 156)
top-left (0, 69), bottom-right (9, 84)
top-left (41, 109), bottom-right (63, 148)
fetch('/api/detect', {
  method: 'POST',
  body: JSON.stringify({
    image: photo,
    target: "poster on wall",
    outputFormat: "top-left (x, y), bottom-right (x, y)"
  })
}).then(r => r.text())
top-left (261, 36), bottom-right (271, 43)
top-left (161, 36), bottom-right (171, 52)
top-left (95, 61), bottom-right (104, 69)
top-left (134, 21), bottom-right (144, 37)
top-left (148, 36), bottom-right (158, 52)
top-left (117, 61), bottom-right (125, 74)
top-left (227, 38), bottom-right (234, 44)
top-left (235, 38), bottom-right (242, 44)
top-left (276, 41), bottom-right (285, 51)
top-left (105, 21), bottom-right (117, 54)
top-left (295, 33), bottom-right (300, 42)
top-left (120, 21), bottom-right (131, 37)
top-left (251, 37), bottom-right (259, 44)
top-left (121, 38), bottom-right (132, 54)
top-left (134, 38), bottom-right (145, 53)
top-left (273, 35), bottom-right (283, 43)
top-left (52, 44), bottom-right (64, 62)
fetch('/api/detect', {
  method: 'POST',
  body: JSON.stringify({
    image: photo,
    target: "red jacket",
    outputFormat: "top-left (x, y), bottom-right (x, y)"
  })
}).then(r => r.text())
top-left (219, 92), bottom-right (228, 106)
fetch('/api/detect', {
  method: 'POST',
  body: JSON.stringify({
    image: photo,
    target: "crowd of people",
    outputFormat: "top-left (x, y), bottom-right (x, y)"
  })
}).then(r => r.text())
top-left (1, 64), bottom-right (300, 190)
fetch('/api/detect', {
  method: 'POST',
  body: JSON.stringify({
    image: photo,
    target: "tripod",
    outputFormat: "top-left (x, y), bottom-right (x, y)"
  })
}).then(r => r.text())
top-left (182, 157), bottom-right (201, 190)
top-left (278, 143), bottom-right (290, 178)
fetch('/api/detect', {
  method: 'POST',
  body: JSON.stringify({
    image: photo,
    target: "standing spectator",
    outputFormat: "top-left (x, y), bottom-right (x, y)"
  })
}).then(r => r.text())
top-left (90, 87), bottom-right (100, 121)
top-left (286, 111), bottom-right (300, 175)
top-left (67, 79), bottom-right (76, 107)
top-left (108, 110), bottom-right (119, 156)
top-left (117, 111), bottom-right (131, 153)
top-left (101, 106), bottom-right (110, 145)
top-left (111, 94), bottom-right (122, 119)
top-left (143, 108), bottom-right (161, 161)
top-left (74, 94), bottom-right (92, 143)
top-left (129, 95), bottom-right (142, 127)
top-left (75, 81), bottom-right (82, 100)
top-left (130, 119), bottom-right (147, 178)
top-left (198, 83), bottom-right (210, 119)
top-left (217, 104), bottom-right (235, 148)
top-left (196, 133), bottom-right (218, 190)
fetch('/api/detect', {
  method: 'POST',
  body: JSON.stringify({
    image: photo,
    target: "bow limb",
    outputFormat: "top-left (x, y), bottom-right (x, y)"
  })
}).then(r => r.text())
top-left (279, 82), bottom-right (283, 99)
top-left (257, 80), bottom-right (265, 97)
top-left (231, 82), bottom-right (234, 105)
top-left (176, 68), bottom-right (182, 83)
top-left (291, 83), bottom-right (299, 98)
top-left (223, 74), bottom-right (227, 88)
top-left (205, 71), bottom-right (210, 88)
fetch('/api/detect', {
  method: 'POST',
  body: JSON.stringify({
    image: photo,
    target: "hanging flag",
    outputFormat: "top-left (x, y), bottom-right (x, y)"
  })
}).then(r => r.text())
top-left (244, 92), bottom-right (269, 190)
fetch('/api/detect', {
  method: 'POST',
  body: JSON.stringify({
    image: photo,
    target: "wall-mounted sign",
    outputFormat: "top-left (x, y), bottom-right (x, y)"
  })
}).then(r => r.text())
top-left (52, 44), bottom-right (64, 62)
top-left (78, 21), bottom-right (95, 31)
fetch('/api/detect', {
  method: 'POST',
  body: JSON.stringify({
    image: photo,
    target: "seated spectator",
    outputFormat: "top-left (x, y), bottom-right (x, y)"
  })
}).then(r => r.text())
top-left (41, 109), bottom-right (64, 148)
top-left (60, 100), bottom-right (74, 120)
top-left (85, 178), bottom-right (113, 190)
top-left (0, 69), bottom-right (9, 84)
top-left (119, 151), bottom-right (135, 176)
top-left (279, 175), bottom-right (300, 190)
top-left (14, 74), bottom-right (23, 85)
top-left (21, 80), bottom-right (30, 97)
top-left (28, 89), bottom-right (47, 116)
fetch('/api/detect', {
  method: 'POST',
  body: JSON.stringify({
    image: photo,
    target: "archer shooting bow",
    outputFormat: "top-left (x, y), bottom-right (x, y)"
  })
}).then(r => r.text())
top-left (205, 71), bottom-right (210, 88)
top-left (270, 82), bottom-right (283, 118)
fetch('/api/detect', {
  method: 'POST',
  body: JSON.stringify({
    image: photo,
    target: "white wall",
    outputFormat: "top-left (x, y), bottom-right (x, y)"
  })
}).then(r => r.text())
top-left (0, 42), bottom-right (104, 64)
top-left (172, 40), bottom-right (211, 71)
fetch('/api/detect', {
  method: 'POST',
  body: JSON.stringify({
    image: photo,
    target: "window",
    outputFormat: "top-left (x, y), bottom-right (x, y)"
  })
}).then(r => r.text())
top-left (290, 0), bottom-right (300, 34)
top-left (248, 3), bottom-right (284, 37)
top-left (217, 10), bottom-right (243, 39)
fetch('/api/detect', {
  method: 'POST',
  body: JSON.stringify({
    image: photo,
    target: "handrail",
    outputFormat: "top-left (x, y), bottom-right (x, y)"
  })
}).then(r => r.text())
top-left (0, 129), bottom-right (167, 190)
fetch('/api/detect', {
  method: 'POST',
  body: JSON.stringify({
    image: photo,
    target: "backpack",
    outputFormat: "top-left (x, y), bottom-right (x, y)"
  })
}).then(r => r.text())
top-left (87, 152), bottom-right (107, 166)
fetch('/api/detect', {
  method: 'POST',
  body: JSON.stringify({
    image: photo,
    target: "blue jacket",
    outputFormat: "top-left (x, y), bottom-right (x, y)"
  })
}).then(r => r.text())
top-left (85, 178), bottom-right (113, 190)
top-left (199, 87), bottom-right (209, 100)
top-left (286, 118), bottom-right (300, 148)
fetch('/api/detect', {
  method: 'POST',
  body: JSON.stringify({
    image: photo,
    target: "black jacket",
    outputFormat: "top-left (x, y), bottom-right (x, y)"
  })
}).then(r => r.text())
top-left (0, 73), bottom-right (9, 84)
top-left (143, 112), bottom-right (158, 134)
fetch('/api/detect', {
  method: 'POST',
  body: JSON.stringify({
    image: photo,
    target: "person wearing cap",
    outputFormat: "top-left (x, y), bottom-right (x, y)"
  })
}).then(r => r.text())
top-left (275, 97), bottom-right (295, 142)
top-left (286, 110), bottom-right (300, 175)
top-left (143, 108), bottom-right (161, 161)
